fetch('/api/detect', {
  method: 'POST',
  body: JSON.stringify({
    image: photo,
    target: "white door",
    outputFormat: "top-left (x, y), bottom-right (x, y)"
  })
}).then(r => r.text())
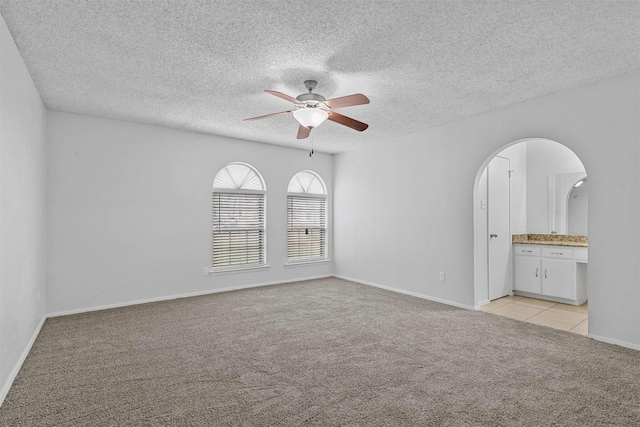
top-left (488, 156), bottom-right (511, 300)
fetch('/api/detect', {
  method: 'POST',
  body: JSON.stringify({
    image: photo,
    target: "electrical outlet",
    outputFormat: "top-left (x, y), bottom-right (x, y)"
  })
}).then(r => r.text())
top-left (202, 268), bottom-right (209, 276)
top-left (439, 272), bottom-right (446, 282)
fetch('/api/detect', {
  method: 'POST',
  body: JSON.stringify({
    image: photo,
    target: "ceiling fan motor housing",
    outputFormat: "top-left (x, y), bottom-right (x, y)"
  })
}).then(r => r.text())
top-left (296, 93), bottom-right (326, 103)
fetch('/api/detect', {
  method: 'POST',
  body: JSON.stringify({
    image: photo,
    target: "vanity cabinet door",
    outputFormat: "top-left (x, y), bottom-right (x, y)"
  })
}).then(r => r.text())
top-left (542, 258), bottom-right (575, 299)
top-left (514, 256), bottom-right (541, 294)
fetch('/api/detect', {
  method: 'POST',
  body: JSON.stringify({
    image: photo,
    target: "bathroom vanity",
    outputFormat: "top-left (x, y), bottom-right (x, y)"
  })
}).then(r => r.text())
top-left (512, 235), bottom-right (587, 305)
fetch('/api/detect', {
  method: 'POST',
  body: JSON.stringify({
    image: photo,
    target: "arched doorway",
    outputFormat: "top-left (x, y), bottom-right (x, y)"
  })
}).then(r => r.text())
top-left (473, 138), bottom-right (589, 333)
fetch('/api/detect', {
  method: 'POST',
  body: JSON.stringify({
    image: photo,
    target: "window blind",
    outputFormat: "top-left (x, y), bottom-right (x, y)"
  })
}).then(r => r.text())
top-left (212, 192), bottom-right (265, 268)
top-left (287, 195), bottom-right (326, 261)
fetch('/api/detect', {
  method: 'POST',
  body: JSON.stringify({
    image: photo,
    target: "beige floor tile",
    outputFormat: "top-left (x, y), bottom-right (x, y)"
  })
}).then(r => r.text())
top-left (512, 298), bottom-right (557, 309)
top-left (530, 309), bottom-right (587, 326)
top-left (480, 298), bottom-right (513, 311)
top-left (487, 295), bottom-right (590, 333)
top-left (570, 321), bottom-right (588, 335)
top-left (525, 316), bottom-right (575, 331)
top-left (500, 295), bottom-right (523, 301)
top-left (479, 304), bottom-right (497, 313)
top-left (492, 303), bottom-right (544, 319)
top-left (548, 303), bottom-right (588, 314)
top-left (488, 298), bottom-right (514, 307)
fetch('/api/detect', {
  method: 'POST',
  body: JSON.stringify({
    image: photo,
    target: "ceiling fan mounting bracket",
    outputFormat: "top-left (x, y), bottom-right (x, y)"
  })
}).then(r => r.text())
top-left (303, 80), bottom-right (318, 92)
top-left (296, 80), bottom-right (326, 102)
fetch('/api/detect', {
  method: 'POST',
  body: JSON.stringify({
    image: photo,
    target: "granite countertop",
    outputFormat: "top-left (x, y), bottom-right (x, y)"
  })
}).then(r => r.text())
top-left (512, 234), bottom-right (588, 248)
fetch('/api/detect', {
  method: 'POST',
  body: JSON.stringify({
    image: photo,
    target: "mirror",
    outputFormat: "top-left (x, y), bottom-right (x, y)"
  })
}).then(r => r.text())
top-left (549, 172), bottom-right (588, 235)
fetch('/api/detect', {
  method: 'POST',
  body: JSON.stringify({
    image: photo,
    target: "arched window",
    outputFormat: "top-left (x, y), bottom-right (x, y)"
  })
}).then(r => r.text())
top-left (212, 163), bottom-right (266, 269)
top-left (287, 170), bottom-right (327, 262)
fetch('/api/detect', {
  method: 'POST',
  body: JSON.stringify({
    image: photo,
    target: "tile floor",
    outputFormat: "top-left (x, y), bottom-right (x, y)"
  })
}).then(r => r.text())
top-left (480, 295), bottom-right (588, 335)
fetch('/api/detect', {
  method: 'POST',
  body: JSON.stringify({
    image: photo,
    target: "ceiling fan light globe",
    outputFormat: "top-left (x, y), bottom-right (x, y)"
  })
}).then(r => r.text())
top-left (293, 108), bottom-right (329, 129)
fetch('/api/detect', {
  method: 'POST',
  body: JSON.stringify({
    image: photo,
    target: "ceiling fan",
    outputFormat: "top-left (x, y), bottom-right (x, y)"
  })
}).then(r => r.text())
top-left (245, 80), bottom-right (370, 139)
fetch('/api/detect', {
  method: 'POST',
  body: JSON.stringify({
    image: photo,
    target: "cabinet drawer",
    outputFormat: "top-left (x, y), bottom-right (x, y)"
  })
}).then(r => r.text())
top-left (514, 245), bottom-right (541, 256)
top-left (542, 248), bottom-right (572, 259)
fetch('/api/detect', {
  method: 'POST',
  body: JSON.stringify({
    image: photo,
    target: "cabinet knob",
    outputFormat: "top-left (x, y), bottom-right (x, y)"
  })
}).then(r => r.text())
top-left (490, 234), bottom-right (498, 238)
top-left (535, 268), bottom-right (538, 277)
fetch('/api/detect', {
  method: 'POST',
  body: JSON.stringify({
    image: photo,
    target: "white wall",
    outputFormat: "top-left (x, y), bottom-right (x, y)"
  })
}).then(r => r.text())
top-left (46, 112), bottom-right (333, 314)
top-left (0, 16), bottom-right (47, 402)
top-left (525, 140), bottom-right (585, 233)
top-left (475, 167), bottom-right (489, 304)
top-left (568, 181), bottom-right (588, 235)
top-left (334, 72), bottom-right (640, 348)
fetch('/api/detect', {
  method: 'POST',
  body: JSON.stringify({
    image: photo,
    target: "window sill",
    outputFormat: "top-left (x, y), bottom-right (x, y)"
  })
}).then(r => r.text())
top-left (209, 264), bottom-right (271, 275)
top-left (284, 259), bottom-right (332, 268)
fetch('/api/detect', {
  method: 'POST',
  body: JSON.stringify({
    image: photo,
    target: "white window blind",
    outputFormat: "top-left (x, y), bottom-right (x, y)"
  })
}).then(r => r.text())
top-left (212, 192), bottom-right (265, 268)
top-left (287, 194), bottom-right (326, 261)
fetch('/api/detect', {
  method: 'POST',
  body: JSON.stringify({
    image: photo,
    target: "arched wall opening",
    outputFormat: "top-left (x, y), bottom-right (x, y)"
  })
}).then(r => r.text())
top-left (473, 138), bottom-right (588, 308)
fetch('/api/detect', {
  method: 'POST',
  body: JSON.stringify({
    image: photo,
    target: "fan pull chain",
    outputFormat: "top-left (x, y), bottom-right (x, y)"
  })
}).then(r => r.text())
top-left (309, 137), bottom-right (314, 157)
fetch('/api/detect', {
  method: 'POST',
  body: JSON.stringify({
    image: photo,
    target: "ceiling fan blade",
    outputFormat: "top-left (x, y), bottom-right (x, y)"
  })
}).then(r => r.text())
top-left (328, 112), bottom-right (368, 132)
top-left (297, 124), bottom-right (311, 139)
top-left (324, 93), bottom-right (370, 109)
top-left (244, 110), bottom-right (292, 121)
top-left (265, 90), bottom-right (299, 104)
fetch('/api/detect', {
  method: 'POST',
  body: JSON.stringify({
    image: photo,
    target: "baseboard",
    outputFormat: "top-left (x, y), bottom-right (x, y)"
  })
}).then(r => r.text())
top-left (47, 275), bottom-right (333, 318)
top-left (334, 275), bottom-right (476, 310)
top-left (475, 299), bottom-right (490, 310)
top-left (586, 333), bottom-right (640, 351)
top-left (0, 315), bottom-right (46, 407)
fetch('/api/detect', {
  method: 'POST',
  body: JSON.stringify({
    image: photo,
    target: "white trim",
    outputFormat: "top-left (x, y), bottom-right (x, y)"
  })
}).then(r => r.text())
top-left (586, 333), bottom-right (640, 351)
top-left (0, 315), bottom-right (46, 407)
top-left (475, 299), bottom-right (490, 309)
top-left (47, 274), bottom-right (332, 318)
top-left (286, 192), bottom-right (327, 199)
top-left (209, 264), bottom-right (270, 275)
top-left (212, 188), bottom-right (265, 195)
top-left (285, 259), bottom-right (332, 268)
top-left (334, 275), bottom-right (477, 310)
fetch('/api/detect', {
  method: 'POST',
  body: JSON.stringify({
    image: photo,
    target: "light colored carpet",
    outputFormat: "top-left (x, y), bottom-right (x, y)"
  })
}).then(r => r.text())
top-left (1, 277), bottom-right (638, 426)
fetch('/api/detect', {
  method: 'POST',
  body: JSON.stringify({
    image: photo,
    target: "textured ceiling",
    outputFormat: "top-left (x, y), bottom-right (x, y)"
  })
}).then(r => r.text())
top-left (0, 1), bottom-right (638, 153)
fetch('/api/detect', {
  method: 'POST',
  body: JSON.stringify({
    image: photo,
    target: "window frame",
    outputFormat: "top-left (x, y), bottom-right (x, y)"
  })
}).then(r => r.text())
top-left (286, 170), bottom-right (329, 265)
top-left (211, 163), bottom-right (268, 273)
